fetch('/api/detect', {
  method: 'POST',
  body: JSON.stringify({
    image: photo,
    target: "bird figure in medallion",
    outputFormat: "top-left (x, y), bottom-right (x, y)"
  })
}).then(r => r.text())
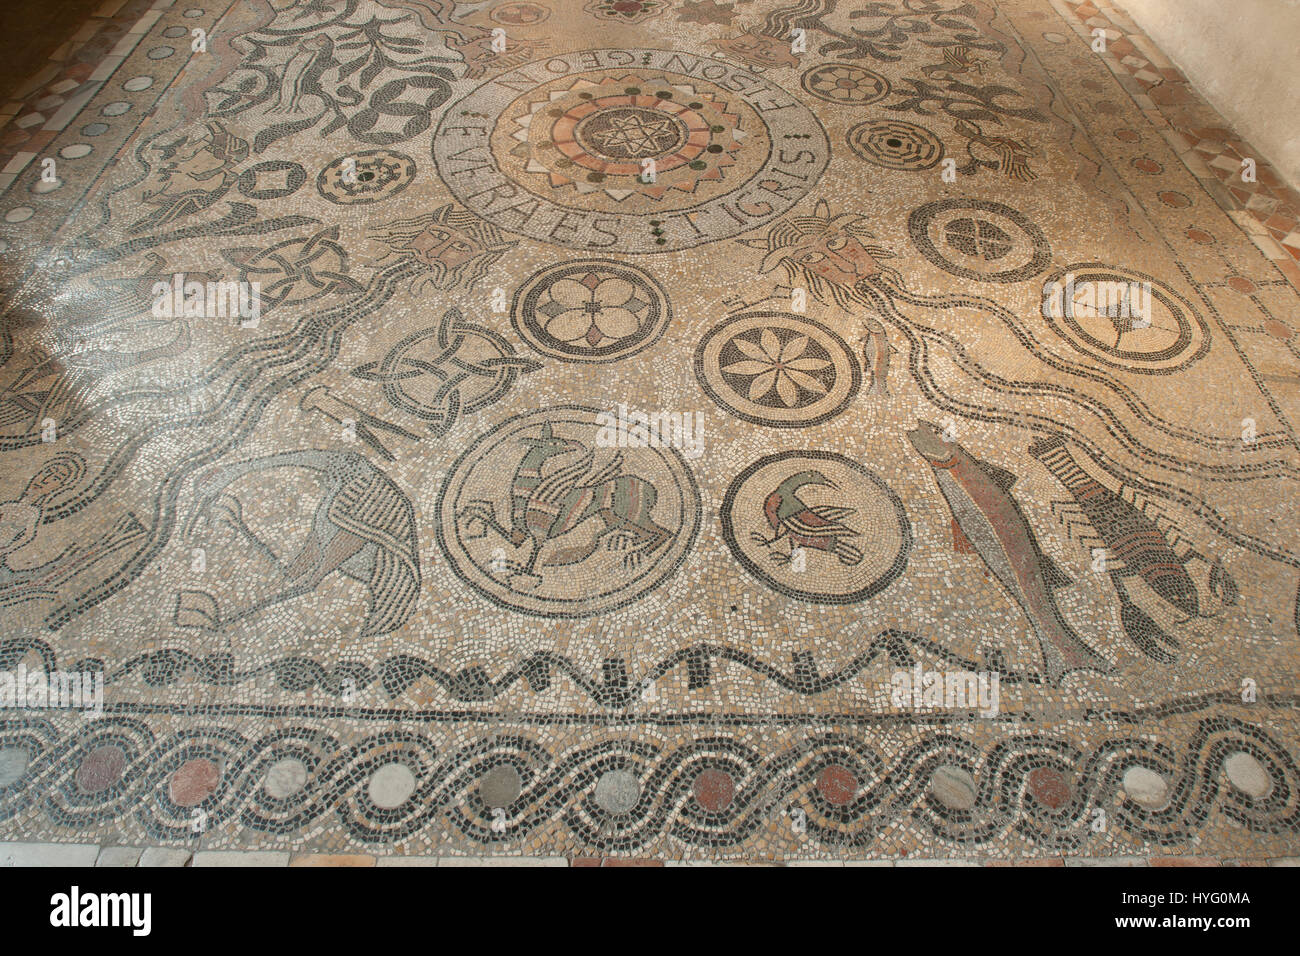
top-left (750, 470), bottom-right (864, 567)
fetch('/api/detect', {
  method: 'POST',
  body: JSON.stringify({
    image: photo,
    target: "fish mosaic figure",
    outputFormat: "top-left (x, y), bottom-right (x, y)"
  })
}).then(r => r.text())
top-left (861, 320), bottom-right (896, 397)
top-left (907, 422), bottom-right (1111, 684)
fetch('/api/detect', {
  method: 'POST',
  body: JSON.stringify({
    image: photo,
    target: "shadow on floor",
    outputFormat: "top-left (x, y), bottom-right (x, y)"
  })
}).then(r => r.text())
top-left (0, 0), bottom-right (105, 101)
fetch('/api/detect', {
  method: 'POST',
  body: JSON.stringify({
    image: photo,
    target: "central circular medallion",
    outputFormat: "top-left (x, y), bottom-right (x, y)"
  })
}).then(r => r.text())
top-left (433, 50), bottom-right (830, 253)
top-left (520, 78), bottom-right (731, 199)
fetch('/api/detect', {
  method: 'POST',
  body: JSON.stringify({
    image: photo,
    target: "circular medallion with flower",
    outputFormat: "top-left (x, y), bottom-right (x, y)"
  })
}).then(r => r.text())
top-left (800, 63), bottom-right (891, 106)
top-left (694, 312), bottom-right (862, 427)
top-left (512, 259), bottom-right (671, 362)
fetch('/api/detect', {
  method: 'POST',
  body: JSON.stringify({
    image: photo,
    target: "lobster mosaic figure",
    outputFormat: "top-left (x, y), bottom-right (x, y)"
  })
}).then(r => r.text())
top-left (1030, 434), bottom-right (1238, 662)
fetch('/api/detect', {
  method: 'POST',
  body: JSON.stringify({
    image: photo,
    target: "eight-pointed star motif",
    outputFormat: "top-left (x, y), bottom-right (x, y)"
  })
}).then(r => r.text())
top-left (588, 112), bottom-right (681, 157)
top-left (721, 329), bottom-right (831, 407)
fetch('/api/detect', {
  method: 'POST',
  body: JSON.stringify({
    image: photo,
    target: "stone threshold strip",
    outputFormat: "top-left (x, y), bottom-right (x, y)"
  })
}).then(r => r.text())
top-left (0, 0), bottom-right (166, 194)
top-left (2, 842), bottom-right (1297, 867)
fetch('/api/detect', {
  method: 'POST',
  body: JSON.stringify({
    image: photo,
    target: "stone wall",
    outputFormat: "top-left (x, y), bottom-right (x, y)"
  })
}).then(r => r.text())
top-left (1116, 0), bottom-right (1300, 187)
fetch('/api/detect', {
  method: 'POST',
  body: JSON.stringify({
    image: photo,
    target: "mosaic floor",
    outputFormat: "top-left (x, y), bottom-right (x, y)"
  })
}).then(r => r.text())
top-left (0, 0), bottom-right (1297, 864)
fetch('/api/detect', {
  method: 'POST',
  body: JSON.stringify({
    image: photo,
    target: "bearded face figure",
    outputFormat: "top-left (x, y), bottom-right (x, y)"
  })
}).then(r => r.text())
top-left (749, 202), bottom-right (899, 304)
top-left (369, 205), bottom-right (518, 293)
top-left (408, 224), bottom-right (483, 271)
top-left (777, 223), bottom-right (889, 287)
top-left (742, 201), bottom-right (900, 395)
